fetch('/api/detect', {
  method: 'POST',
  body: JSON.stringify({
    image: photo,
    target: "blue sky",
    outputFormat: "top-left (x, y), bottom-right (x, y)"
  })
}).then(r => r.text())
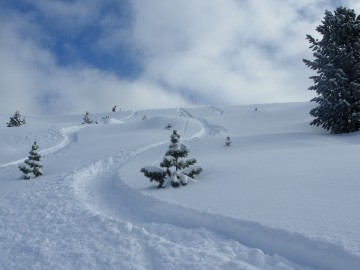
top-left (0, 0), bottom-right (355, 114)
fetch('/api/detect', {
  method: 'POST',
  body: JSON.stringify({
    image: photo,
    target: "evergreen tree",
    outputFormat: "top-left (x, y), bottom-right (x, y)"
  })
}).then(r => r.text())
top-left (7, 111), bottom-right (26, 127)
top-left (224, 136), bottom-right (231, 146)
top-left (82, 111), bottom-right (94, 124)
top-left (303, 7), bottom-right (360, 133)
top-left (19, 141), bottom-right (43, 179)
top-left (141, 130), bottom-right (202, 188)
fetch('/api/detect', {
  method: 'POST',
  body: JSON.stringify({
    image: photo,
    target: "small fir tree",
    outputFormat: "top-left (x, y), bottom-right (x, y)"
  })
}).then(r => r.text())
top-left (19, 141), bottom-right (43, 179)
top-left (82, 111), bottom-right (94, 124)
top-left (165, 123), bottom-right (172, 130)
top-left (224, 136), bottom-right (231, 146)
top-left (303, 7), bottom-right (360, 133)
top-left (141, 130), bottom-right (202, 188)
top-left (7, 111), bottom-right (26, 127)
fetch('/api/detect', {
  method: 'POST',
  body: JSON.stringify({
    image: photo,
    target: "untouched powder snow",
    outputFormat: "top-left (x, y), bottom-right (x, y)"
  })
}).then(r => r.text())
top-left (0, 103), bottom-right (359, 270)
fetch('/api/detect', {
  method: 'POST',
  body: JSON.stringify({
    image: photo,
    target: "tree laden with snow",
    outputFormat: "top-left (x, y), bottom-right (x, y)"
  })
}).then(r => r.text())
top-left (303, 7), bottom-right (360, 133)
top-left (82, 111), bottom-right (97, 124)
top-left (7, 111), bottom-right (26, 127)
top-left (19, 141), bottom-right (43, 179)
top-left (141, 130), bottom-right (202, 188)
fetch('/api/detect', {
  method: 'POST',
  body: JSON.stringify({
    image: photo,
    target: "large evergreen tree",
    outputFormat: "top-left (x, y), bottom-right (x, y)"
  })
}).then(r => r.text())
top-left (303, 7), bottom-right (360, 133)
top-left (19, 141), bottom-right (43, 179)
top-left (141, 130), bottom-right (202, 188)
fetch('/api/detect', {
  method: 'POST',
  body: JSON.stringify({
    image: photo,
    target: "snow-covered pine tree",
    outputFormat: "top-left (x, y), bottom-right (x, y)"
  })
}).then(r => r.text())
top-left (82, 111), bottom-right (94, 124)
top-left (224, 136), bottom-right (231, 146)
top-left (19, 162), bottom-right (32, 180)
top-left (19, 141), bottom-right (43, 179)
top-left (7, 111), bottom-right (26, 127)
top-left (303, 7), bottom-right (360, 133)
top-left (140, 130), bottom-right (202, 188)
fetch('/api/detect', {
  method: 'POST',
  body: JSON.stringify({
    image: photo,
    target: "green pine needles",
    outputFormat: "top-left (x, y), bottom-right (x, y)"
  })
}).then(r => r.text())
top-left (141, 130), bottom-right (202, 188)
top-left (303, 7), bottom-right (360, 133)
top-left (19, 141), bottom-right (43, 180)
top-left (7, 111), bottom-right (26, 127)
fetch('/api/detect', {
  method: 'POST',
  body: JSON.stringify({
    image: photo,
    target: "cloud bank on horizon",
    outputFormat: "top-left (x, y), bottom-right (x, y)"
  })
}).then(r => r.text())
top-left (0, 0), bottom-right (354, 115)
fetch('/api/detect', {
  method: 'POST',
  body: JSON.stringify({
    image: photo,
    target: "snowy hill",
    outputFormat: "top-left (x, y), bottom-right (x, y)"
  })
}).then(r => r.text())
top-left (0, 103), bottom-right (359, 270)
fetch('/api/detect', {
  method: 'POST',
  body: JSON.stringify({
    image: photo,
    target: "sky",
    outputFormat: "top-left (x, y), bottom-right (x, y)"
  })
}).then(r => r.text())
top-left (0, 0), bottom-right (357, 115)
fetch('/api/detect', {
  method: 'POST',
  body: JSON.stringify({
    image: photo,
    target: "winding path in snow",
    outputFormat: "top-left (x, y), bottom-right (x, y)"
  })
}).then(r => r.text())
top-left (4, 108), bottom-right (357, 269)
top-left (208, 105), bottom-right (224, 116)
top-left (0, 110), bottom-right (136, 169)
top-left (64, 108), bottom-right (359, 270)
top-left (70, 153), bottom-right (307, 269)
top-left (0, 126), bottom-right (82, 169)
top-left (179, 107), bottom-right (227, 138)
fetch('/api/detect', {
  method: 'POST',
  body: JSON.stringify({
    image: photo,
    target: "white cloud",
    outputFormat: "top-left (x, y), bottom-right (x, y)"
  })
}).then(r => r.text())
top-left (128, 0), bottom-right (342, 106)
top-left (349, 0), bottom-right (360, 12)
top-left (0, 0), bottom-right (349, 115)
top-left (0, 8), bottom-right (188, 115)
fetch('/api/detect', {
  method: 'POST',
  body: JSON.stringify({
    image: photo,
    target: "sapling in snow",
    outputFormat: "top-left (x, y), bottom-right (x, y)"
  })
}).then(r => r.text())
top-left (7, 111), bottom-right (26, 127)
top-left (19, 141), bottom-right (43, 179)
top-left (82, 111), bottom-right (98, 124)
top-left (141, 130), bottom-right (202, 188)
top-left (224, 136), bottom-right (231, 146)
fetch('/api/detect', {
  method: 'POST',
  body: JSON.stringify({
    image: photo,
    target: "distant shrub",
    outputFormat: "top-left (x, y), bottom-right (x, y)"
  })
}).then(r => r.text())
top-left (224, 136), bottom-right (231, 147)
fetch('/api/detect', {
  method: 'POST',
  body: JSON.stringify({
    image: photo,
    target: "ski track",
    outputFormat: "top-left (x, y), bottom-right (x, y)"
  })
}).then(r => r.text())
top-left (208, 106), bottom-right (224, 116)
top-left (0, 125), bottom-right (82, 169)
top-left (39, 126), bottom-right (82, 160)
top-left (179, 108), bottom-right (227, 138)
top-left (0, 125), bottom-right (84, 182)
top-left (71, 153), bottom-right (308, 270)
top-left (68, 107), bottom-right (360, 270)
top-left (1, 109), bottom-right (359, 269)
top-left (0, 109), bottom-right (136, 170)
top-left (119, 110), bottom-right (136, 121)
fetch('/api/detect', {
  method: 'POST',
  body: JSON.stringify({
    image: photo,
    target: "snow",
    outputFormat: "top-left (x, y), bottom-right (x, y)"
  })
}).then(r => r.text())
top-left (0, 103), bottom-right (359, 270)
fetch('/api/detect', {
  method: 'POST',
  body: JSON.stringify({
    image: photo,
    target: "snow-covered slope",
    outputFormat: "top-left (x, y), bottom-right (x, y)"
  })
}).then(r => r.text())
top-left (0, 103), bottom-right (359, 270)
